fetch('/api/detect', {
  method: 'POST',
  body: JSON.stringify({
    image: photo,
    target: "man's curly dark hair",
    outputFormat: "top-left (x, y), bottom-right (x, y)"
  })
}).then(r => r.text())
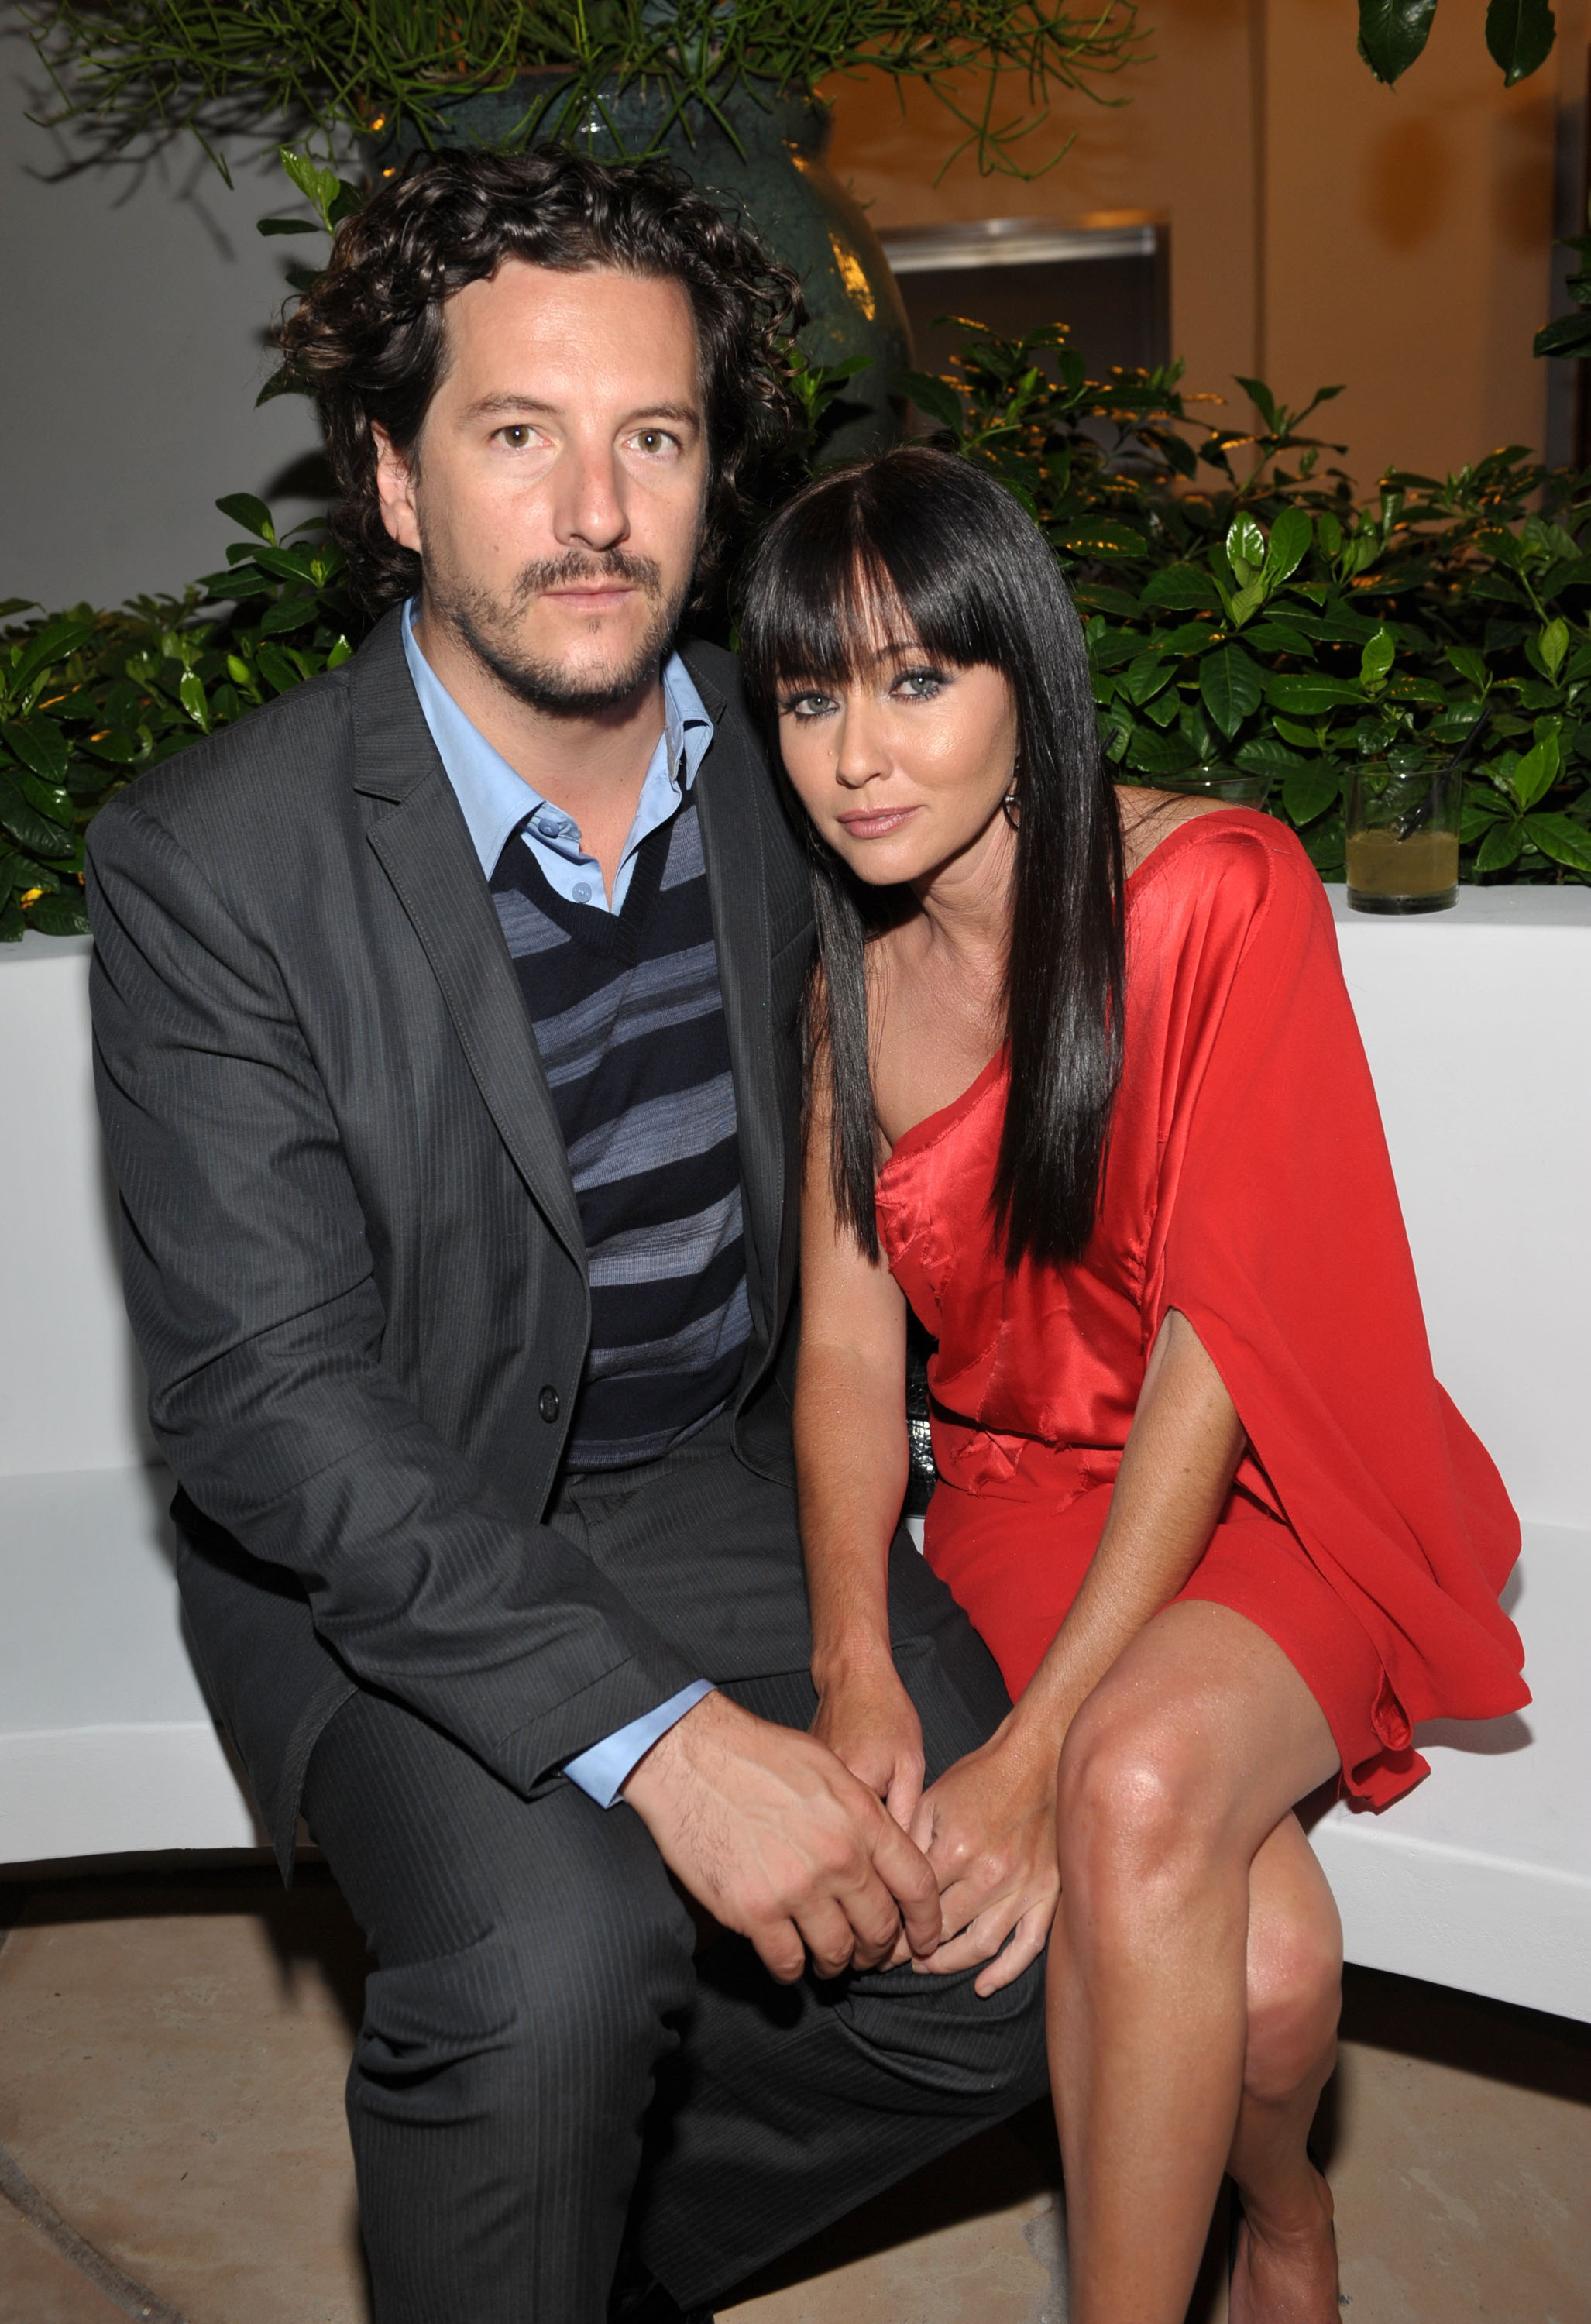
top-left (275, 146), bottom-right (804, 614)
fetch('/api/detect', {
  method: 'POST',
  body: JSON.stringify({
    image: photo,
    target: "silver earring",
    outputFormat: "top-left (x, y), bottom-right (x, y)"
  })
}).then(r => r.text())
top-left (1002, 779), bottom-right (1020, 828)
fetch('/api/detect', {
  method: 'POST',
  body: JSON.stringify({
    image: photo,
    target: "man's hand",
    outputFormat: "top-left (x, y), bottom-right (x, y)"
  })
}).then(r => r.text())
top-left (911, 1724), bottom-right (1060, 1997)
top-left (811, 1654), bottom-right (926, 1833)
top-left (621, 1690), bottom-right (941, 1985)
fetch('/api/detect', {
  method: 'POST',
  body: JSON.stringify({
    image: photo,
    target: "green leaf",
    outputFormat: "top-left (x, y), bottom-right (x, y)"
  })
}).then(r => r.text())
top-left (1234, 737), bottom-right (1309, 773)
top-left (1317, 512), bottom-right (1343, 559)
top-left (1445, 644), bottom-right (1489, 691)
top-left (17, 772), bottom-right (74, 828)
top-left (1484, 0), bottom-right (1557, 84)
top-left (1228, 581), bottom-right (1266, 629)
top-left (1123, 651), bottom-right (1177, 706)
top-left (1357, 0), bottom-right (1438, 82)
top-left (1054, 520), bottom-right (1149, 561)
top-left (215, 493), bottom-right (277, 545)
top-left (1235, 376), bottom-right (1280, 432)
top-left (178, 671), bottom-right (210, 731)
top-left (1510, 732), bottom-right (1560, 810)
top-left (1226, 513), bottom-right (1266, 577)
top-left (1266, 673), bottom-right (1364, 715)
top-left (1199, 644), bottom-right (1263, 737)
top-left (1534, 311), bottom-right (1591, 359)
top-left (1264, 507), bottom-right (1313, 585)
top-left (1521, 811), bottom-right (1591, 874)
top-left (256, 216), bottom-right (322, 236)
top-left (0, 896), bottom-right (24, 943)
top-left (1476, 820), bottom-right (1525, 872)
top-left (895, 371), bottom-right (964, 435)
top-left (2, 717), bottom-right (70, 783)
top-left (26, 888), bottom-right (91, 937)
top-left (1243, 619), bottom-right (1317, 655)
top-left (256, 644), bottom-right (307, 696)
top-left (259, 593), bottom-right (321, 636)
top-left (326, 634), bottom-right (355, 669)
top-left (1283, 765), bottom-right (1342, 824)
top-left (0, 772), bottom-right (74, 858)
top-left (1139, 566), bottom-right (1222, 613)
top-left (11, 618), bottom-right (94, 694)
top-left (1125, 725), bottom-right (1198, 776)
top-left (1359, 626), bottom-right (1397, 688)
top-left (1538, 617), bottom-right (1569, 678)
top-left (1274, 715), bottom-right (1325, 749)
top-left (280, 147), bottom-right (343, 230)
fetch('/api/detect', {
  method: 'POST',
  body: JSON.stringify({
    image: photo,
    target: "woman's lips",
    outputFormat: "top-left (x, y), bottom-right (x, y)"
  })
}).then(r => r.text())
top-left (835, 805), bottom-right (919, 839)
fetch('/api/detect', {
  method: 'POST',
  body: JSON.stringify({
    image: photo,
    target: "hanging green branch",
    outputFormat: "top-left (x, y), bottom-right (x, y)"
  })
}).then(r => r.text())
top-left (1357, 0), bottom-right (1557, 88)
top-left (22, 0), bottom-right (1144, 180)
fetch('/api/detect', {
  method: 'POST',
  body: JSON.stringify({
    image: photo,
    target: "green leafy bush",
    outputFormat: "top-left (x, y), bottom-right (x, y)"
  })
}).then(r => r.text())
top-left (6, 332), bottom-right (1589, 941)
top-left (901, 325), bottom-right (1591, 885)
top-left (1, 497), bottom-right (356, 940)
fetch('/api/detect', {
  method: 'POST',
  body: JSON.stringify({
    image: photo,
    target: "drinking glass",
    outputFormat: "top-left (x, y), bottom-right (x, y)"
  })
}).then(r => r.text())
top-left (1346, 761), bottom-right (1462, 914)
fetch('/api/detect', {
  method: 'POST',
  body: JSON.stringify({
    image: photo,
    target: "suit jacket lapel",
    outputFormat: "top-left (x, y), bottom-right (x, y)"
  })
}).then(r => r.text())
top-left (349, 614), bottom-right (588, 1277)
top-left (684, 654), bottom-right (784, 1343)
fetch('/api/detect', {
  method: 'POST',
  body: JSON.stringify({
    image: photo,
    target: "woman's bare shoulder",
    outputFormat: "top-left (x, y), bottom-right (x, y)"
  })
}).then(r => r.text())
top-left (1115, 785), bottom-right (1233, 878)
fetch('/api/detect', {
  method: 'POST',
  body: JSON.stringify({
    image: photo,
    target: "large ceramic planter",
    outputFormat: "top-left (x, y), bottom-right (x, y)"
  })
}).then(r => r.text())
top-left (380, 75), bottom-right (910, 459)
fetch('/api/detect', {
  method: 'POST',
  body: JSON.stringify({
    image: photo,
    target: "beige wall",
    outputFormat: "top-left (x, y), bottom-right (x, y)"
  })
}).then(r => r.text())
top-left (825, 0), bottom-right (1568, 492)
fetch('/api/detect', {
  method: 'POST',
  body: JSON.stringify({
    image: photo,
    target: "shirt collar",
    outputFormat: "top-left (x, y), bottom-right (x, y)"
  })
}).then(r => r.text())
top-left (400, 598), bottom-right (714, 880)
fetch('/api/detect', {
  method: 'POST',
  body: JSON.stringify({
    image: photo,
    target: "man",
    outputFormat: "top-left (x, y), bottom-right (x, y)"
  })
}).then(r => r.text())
top-left (87, 149), bottom-right (1045, 2322)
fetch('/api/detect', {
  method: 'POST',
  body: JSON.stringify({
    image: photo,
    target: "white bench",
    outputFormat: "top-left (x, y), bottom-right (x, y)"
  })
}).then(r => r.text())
top-left (3, 896), bottom-right (1588, 2021)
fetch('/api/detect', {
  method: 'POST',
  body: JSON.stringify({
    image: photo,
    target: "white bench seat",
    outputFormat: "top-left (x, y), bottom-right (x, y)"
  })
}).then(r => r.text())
top-left (0, 1465), bottom-right (263, 1861)
top-left (3, 893), bottom-right (1589, 2021)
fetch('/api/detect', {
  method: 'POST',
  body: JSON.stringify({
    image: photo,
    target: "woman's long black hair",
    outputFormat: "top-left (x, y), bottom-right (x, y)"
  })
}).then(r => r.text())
top-left (739, 445), bottom-right (1125, 1271)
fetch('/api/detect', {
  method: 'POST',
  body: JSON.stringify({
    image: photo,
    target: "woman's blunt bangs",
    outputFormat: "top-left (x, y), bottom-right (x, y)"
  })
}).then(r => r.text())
top-left (741, 448), bottom-right (1064, 716)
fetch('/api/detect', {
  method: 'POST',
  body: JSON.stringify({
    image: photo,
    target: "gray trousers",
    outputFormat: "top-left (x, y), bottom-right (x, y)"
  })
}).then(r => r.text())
top-left (301, 1418), bottom-right (1049, 2322)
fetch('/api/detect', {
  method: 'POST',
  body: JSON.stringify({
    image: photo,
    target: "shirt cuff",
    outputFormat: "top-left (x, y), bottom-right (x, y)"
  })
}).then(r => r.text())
top-left (562, 1679), bottom-right (716, 1807)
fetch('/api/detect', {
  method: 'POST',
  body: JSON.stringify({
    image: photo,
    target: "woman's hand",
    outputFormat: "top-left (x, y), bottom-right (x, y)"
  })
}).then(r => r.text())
top-left (812, 1655), bottom-right (926, 1834)
top-left (910, 1723), bottom-right (1061, 1996)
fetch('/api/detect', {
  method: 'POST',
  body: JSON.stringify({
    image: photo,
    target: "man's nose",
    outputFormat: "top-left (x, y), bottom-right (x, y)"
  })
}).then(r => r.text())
top-left (552, 435), bottom-right (629, 555)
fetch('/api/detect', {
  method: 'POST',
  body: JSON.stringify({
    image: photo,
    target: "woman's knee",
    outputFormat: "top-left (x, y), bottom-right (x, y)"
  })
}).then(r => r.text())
top-left (1242, 1882), bottom-right (1342, 2106)
top-left (1054, 1688), bottom-right (1222, 1908)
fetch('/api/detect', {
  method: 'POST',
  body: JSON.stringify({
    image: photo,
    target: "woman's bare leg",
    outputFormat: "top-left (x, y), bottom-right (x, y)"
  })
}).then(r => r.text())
top-left (1227, 1813), bottom-right (1342, 2322)
top-left (1047, 1600), bottom-right (1341, 2324)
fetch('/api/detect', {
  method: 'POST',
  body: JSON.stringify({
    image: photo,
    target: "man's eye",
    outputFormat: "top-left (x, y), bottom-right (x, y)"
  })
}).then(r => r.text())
top-left (630, 428), bottom-right (679, 455)
top-left (497, 425), bottom-right (537, 449)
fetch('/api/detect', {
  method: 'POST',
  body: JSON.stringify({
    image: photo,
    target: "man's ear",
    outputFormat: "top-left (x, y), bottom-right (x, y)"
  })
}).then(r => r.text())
top-left (373, 425), bottom-right (423, 555)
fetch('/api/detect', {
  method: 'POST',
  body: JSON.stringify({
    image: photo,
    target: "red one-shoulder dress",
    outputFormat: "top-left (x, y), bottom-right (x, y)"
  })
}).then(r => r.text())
top-left (874, 811), bottom-right (1527, 1808)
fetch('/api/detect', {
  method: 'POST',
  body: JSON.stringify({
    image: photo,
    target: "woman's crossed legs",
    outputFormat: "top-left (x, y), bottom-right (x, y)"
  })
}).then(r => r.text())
top-left (1048, 1598), bottom-right (1343, 2324)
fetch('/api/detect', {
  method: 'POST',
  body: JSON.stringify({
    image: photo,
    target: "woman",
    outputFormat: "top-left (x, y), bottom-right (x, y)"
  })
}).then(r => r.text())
top-left (739, 446), bottom-right (1527, 2323)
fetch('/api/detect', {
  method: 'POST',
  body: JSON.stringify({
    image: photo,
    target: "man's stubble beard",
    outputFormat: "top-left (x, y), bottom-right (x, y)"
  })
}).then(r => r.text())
top-left (423, 544), bottom-right (697, 718)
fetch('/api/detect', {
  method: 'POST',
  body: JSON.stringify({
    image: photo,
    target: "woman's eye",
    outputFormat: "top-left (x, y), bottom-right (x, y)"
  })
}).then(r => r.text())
top-left (779, 690), bottom-right (837, 720)
top-left (893, 667), bottom-right (947, 700)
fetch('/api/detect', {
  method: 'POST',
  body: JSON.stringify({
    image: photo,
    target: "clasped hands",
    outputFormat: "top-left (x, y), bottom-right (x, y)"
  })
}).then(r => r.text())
top-left (623, 1665), bottom-right (1057, 1996)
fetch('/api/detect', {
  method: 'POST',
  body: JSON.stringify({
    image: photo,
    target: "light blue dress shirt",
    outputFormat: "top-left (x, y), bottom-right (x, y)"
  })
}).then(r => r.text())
top-left (402, 602), bottom-right (719, 1804)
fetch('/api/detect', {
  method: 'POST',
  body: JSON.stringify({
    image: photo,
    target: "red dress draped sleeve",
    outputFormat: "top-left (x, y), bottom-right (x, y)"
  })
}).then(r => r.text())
top-left (875, 811), bottom-right (1527, 1810)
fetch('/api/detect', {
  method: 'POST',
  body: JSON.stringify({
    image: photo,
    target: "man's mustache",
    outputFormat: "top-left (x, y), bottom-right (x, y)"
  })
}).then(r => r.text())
top-left (513, 550), bottom-right (664, 602)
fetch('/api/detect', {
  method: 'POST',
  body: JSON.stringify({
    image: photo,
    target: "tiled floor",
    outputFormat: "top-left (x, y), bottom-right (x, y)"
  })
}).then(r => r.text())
top-left (2, 1865), bottom-right (1587, 2324)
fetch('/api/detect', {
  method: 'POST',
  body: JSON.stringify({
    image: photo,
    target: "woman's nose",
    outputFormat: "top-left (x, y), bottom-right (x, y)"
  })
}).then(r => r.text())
top-left (833, 701), bottom-right (888, 789)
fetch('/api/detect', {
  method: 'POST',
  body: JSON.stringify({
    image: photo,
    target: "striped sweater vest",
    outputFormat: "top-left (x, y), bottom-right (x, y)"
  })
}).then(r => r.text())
top-left (490, 796), bottom-right (751, 1468)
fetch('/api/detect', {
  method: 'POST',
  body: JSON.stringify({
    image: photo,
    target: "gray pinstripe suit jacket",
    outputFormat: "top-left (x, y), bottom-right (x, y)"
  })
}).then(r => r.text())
top-left (86, 610), bottom-right (816, 1870)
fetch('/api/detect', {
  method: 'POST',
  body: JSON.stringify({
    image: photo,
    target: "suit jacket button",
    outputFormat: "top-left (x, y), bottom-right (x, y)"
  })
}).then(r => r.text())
top-left (538, 1385), bottom-right (560, 1423)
